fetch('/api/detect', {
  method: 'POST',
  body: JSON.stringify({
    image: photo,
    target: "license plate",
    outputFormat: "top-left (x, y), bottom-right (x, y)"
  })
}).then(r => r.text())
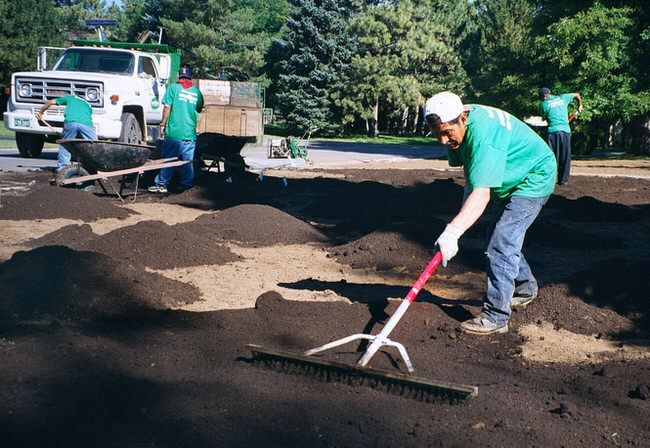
top-left (14, 118), bottom-right (31, 128)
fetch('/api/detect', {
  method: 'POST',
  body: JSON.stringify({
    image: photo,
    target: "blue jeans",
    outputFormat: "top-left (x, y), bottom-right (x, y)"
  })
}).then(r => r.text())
top-left (482, 195), bottom-right (549, 324)
top-left (154, 138), bottom-right (196, 188)
top-left (58, 121), bottom-right (97, 171)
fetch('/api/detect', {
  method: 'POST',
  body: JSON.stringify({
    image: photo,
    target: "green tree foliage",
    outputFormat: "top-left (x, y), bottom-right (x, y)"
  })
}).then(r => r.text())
top-left (56, 0), bottom-right (121, 41)
top-left (534, 2), bottom-right (650, 151)
top-left (336, 0), bottom-right (471, 136)
top-left (147, 0), bottom-right (286, 81)
top-left (463, 0), bottom-right (538, 115)
top-left (0, 0), bottom-right (65, 88)
top-left (112, 0), bottom-right (150, 42)
top-left (273, 0), bottom-right (355, 135)
top-left (535, 4), bottom-right (634, 119)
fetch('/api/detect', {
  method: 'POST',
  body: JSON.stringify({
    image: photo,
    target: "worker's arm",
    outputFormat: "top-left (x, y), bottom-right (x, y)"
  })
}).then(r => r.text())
top-left (160, 106), bottom-right (170, 134)
top-left (435, 187), bottom-right (491, 266)
top-left (35, 99), bottom-right (56, 120)
top-left (573, 93), bottom-right (583, 113)
top-left (449, 187), bottom-right (491, 232)
top-left (195, 112), bottom-right (204, 135)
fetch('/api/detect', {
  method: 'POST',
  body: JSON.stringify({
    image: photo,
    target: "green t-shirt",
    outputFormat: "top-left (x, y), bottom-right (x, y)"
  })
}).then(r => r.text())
top-left (55, 95), bottom-right (94, 128)
top-left (540, 93), bottom-right (575, 133)
top-left (162, 83), bottom-right (204, 140)
top-left (447, 105), bottom-right (556, 202)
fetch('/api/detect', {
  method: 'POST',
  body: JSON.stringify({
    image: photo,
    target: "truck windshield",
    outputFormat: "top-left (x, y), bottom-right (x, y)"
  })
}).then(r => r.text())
top-left (53, 49), bottom-right (135, 75)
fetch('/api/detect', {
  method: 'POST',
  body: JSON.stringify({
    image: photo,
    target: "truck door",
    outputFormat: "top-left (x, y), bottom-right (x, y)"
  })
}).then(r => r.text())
top-left (137, 56), bottom-right (164, 122)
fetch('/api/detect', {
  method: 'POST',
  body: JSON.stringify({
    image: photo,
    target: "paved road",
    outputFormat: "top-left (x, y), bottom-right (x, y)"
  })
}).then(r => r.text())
top-left (0, 147), bottom-right (58, 172)
top-left (1, 140), bottom-right (446, 173)
top-left (242, 139), bottom-right (446, 169)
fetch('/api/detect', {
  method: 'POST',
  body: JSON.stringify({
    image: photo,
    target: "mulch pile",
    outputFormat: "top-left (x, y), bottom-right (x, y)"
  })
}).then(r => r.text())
top-left (182, 203), bottom-right (328, 246)
top-left (27, 220), bottom-right (239, 269)
top-left (0, 245), bottom-right (200, 322)
top-left (0, 168), bottom-right (648, 447)
top-left (0, 173), bottom-right (132, 220)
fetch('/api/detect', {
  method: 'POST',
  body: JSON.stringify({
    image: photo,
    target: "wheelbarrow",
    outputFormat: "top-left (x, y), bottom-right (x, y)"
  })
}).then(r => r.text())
top-left (55, 139), bottom-right (192, 202)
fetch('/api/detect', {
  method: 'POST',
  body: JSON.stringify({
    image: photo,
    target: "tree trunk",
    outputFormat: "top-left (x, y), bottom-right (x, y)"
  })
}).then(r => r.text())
top-left (413, 95), bottom-right (424, 135)
top-left (601, 121), bottom-right (611, 149)
top-left (367, 99), bottom-right (379, 138)
top-left (630, 114), bottom-right (650, 154)
top-left (400, 106), bottom-right (409, 135)
top-left (412, 103), bottom-right (420, 135)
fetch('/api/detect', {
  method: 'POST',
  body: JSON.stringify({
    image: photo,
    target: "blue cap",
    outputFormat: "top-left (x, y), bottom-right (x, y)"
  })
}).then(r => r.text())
top-left (178, 66), bottom-right (192, 79)
top-left (539, 87), bottom-right (551, 98)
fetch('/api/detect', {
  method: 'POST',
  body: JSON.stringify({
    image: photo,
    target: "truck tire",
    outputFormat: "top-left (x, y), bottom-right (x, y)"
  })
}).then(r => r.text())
top-left (55, 164), bottom-right (94, 192)
top-left (119, 112), bottom-right (142, 144)
top-left (16, 132), bottom-right (45, 158)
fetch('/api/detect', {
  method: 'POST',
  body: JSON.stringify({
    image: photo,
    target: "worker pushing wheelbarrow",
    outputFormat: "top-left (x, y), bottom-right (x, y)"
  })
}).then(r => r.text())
top-left (55, 139), bottom-right (191, 201)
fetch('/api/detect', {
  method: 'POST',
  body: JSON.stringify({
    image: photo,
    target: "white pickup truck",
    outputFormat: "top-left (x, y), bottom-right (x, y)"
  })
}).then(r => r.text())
top-left (3, 40), bottom-right (180, 157)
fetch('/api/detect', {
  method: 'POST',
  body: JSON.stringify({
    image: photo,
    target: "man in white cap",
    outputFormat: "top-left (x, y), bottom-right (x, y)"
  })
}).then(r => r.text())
top-left (424, 92), bottom-right (556, 334)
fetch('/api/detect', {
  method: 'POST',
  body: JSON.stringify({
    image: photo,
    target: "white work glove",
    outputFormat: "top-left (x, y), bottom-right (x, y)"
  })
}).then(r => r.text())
top-left (435, 224), bottom-right (464, 267)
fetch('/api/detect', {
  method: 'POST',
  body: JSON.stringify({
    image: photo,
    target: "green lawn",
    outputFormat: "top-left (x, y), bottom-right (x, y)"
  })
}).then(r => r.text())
top-left (0, 121), bottom-right (17, 149)
top-left (0, 121), bottom-right (58, 149)
top-left (263, 123), bottom-right (438, 146)
top-left (0, 121), bottom-right (13, 137)
top-left (317, 134), bottom-right (437, 145)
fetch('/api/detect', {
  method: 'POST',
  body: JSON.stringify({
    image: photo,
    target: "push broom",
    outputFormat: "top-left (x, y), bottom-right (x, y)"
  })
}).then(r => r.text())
top-left (247, 251), bottom-right (478, 403)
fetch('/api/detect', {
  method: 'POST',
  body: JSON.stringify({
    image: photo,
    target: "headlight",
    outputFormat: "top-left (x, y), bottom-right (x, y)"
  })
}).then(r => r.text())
top-left (18, 83), bottom-right (32, 97)
top-left (85, 87), bottom-right (99, 102)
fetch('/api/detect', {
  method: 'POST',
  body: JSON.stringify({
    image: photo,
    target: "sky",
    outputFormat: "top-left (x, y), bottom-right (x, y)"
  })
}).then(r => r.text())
top-left (106, 0), bottom-right (123, 8)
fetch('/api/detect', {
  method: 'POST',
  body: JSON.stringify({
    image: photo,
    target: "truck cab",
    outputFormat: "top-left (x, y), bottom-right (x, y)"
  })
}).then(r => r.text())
top-left (3, 40), bottom-right (180, 157)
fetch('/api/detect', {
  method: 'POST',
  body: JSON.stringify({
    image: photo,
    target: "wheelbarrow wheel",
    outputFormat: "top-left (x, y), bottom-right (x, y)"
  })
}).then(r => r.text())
top-left (55, 165), bottom-right (94, 193)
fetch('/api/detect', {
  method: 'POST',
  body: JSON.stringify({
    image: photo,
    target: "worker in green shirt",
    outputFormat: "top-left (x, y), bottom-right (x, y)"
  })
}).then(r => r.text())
top-left (148, 66), bottom-right (204, 193)
top-left (423, 91), bottom-right (556, 335)
top-left (36, 95), bottom-right (97, 172)
top-left (539, 87), bottom-right (583, 185)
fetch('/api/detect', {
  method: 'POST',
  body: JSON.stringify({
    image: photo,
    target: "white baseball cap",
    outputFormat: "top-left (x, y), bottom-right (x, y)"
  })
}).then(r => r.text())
top-left (423, 92), bottom-right (469, 124)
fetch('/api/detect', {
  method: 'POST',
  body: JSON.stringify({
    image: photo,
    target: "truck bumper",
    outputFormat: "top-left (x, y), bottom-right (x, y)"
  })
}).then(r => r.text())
top-left (3, 109), bottom-right (122, 139)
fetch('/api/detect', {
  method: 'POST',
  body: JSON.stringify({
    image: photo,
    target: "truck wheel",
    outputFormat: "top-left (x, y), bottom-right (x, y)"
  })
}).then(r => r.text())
top-left (16, 132), bottom-right (45, 158)
top-left (119, 112), bottom-right (142, 144)
top-left (55, 164), bottom-right (94, 193)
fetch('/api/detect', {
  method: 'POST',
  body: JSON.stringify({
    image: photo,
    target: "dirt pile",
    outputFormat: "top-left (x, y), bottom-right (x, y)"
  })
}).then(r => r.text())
top-left (0, 177), bottom-right (133, 220)
top-left (27, 220), bottom-right (239, 269)
top-left (524, 257), bottom-right (650, 335)
top-left (0, 245), bottom-right (200, 322)
top-left (182, 203), bottom-right (328, 246)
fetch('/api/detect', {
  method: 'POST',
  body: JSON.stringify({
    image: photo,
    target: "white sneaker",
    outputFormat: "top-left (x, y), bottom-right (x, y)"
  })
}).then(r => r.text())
top-left (511, 293), bottom-right (537, 307)
top-left (147, 185), bottom-right (168, 193)
top-left (459, 316), bottom-right (508, 335)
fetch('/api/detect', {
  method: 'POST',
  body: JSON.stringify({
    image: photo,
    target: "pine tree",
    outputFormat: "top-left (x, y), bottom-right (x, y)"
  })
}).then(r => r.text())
top-left (272, 0), bottom-right (355, 135)
top-left (0, 0), bottom-right (65, 89)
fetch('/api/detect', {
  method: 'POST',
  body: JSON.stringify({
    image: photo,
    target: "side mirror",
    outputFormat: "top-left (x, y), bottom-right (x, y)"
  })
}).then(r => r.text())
top-left (38, 47), bottom-right (47, 71)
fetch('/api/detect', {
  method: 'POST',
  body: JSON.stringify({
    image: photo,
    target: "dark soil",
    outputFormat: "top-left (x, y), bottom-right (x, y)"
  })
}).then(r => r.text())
top-left (27, 220), bottom-right (239, 270)
top-left (1, 167), bottom-right (649, 447)
top-left (182, 203), bottom-right (329, 246)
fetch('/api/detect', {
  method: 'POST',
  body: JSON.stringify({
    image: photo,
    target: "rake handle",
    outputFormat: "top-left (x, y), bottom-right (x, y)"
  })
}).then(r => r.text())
top-left (357, 251), bottom-right (443, 370)
top-left (404, 251), bottom-right (443, 304)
